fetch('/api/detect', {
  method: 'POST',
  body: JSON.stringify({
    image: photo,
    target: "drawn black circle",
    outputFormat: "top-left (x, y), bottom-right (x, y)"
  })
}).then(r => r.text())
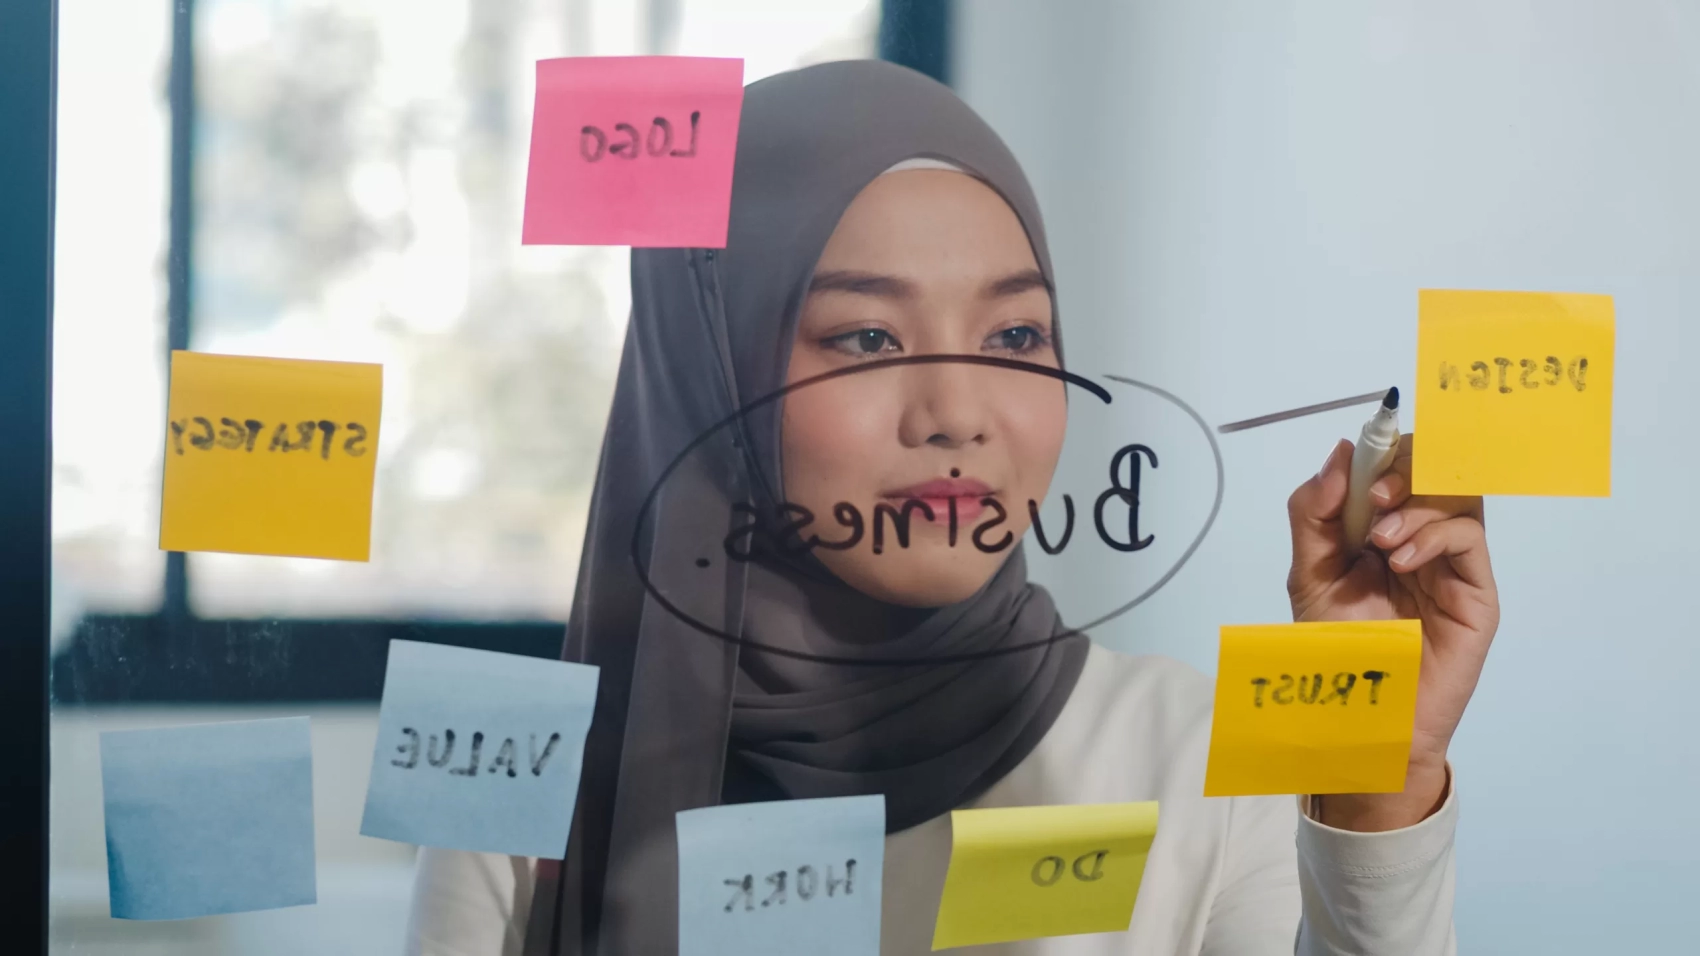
top-left (629, 356), bottom-right (1223, 666)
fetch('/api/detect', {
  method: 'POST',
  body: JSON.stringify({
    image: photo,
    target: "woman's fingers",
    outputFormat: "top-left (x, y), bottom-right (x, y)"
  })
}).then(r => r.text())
top-left (1370, 470), bottom-right (1408, 508)
top-left (1369, 433), bottom-right (1415, 507)
top-left (1287, 439), bottom-right (1354, 597)
top-left (1385, 514), bottom-right (1494, 591)
top-left (1368, 494), bottom-right (1482, 551)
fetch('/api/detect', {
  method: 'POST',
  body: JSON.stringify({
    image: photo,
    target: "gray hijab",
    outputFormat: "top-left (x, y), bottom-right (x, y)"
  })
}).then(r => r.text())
top-left (527, 59), bottom-right (1089, 956)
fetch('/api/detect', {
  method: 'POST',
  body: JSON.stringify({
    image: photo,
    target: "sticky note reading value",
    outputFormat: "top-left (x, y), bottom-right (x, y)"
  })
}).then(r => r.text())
top-left (932, 802), bottom-right (1158, 950)
top-left (1204, 621), bottom-right (1422, 797)
top-left (360, 640), bottom-right (599, 859)
top-left (159, 351), bottom-right (382, 561)
top-left (101, 717), bottom-right (316, 920)
top-left (523, 56), bottom-right (745, 247)
top-left (1415, 289), bottom-right (1614, 496)
top-left (676, 795), bottom-right (885, 956)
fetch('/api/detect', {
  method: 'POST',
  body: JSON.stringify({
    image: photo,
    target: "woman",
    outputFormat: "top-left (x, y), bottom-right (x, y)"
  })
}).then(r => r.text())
top-left (407, 59), bottom-right (1496, 956)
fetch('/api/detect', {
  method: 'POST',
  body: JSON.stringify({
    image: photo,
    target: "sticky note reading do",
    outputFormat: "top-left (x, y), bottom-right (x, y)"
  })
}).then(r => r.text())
top-left (931, 802), bottom-right (1158, 950)
top-left (160, 351), bottom-right (382, 561)
top-left (523, 56), bottom-right (745, 248)
top-left (1204, 621), bottom-right (1422, 798)
top-left (1415, 289), bottom-right (1615, 497)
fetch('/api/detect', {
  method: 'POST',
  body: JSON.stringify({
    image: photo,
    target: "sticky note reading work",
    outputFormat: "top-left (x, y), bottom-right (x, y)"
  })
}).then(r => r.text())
top-left (1204, 621), bottom-right (1422, 797)
top-left (932, 802), bottom-right (1158, 950)
top-left (159, 351), bottom-right (382, 561)
top-left (101, 717), bottom-right (316, 920)
top-left (523, 56), bottom-right (745, 247)
top-left (360, 641), bottom-right (599, 859)
top-left (1415, 289), bottom-right (1615, 496)
top-left (676, 795), bottom-right (885, 956)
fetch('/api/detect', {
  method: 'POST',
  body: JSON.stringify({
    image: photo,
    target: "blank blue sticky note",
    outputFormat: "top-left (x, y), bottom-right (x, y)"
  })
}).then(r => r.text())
top-left (360, 640), bottom-right (599, 859)
top-left (100, 716), bottom-right (317, 921)
top-left (677, 795), bottom-right (885, 956)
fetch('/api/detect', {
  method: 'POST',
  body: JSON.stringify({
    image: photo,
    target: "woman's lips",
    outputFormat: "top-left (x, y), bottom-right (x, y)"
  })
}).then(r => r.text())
top-left (880, 477), bottom-right (996, 525)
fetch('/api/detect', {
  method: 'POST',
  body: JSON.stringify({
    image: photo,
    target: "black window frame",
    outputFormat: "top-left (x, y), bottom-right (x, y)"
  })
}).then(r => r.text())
top-left (0, 0), bottom-right (54, 950)
top-left (880, 0), bottom-right (953, 85)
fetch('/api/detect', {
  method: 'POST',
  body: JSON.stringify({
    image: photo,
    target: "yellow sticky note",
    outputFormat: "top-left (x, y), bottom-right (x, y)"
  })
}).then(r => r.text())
top-left (160, 351), bottom-right (383, 561)
top-left (1414, 289), bottom-right (1614, 496)
top-left (931, 802), bottom-right (1158, 950)
top-left (1204, 621), bottom-right (1422, 798)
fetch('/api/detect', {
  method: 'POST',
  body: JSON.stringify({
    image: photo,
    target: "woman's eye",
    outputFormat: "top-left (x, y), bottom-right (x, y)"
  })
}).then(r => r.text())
top-left (988, 325), bottom-right (1049, 354)
top-left (823, 328), bottom-right (901, 357)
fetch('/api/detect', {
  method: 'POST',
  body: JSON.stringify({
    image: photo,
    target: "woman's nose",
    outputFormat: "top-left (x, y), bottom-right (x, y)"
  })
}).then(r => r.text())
top-left (897, 359), bottom-right (990, 449)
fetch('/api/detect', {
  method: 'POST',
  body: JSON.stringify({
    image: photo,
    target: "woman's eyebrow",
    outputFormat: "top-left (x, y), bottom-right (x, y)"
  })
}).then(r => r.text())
top-left (807, 270), bottom-right (917, 299)
top-left (983, 269), bottom-right (1052, 299)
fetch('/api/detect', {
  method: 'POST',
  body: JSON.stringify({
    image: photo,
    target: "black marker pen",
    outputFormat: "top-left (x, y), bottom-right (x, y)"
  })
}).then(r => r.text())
top-left (1342, 387), bottom-right (1400, 554)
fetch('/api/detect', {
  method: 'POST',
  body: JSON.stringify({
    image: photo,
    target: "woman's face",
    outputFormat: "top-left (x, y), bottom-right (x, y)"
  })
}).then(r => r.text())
top-left (781, 169), bottom-right (1067, 607)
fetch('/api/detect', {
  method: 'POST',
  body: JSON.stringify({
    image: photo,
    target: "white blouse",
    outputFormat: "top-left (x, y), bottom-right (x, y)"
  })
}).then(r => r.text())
top-left (405, 643), bottom-right (1458, 955)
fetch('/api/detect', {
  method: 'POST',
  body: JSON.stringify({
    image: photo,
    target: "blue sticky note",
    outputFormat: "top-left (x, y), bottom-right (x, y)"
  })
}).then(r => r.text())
top-left (676, 795), bottom-right (885, 956)
top-left (100, 716), bottom-right (317, 921)
top-left (360, 640), bottom-right (599, 858)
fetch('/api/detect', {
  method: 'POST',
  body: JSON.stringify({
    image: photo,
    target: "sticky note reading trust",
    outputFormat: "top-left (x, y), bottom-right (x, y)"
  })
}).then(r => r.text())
top-left (1415, 289), bottom-right (1615, 496)
top-left (1204, 621), bottom-right (1422, 797)
top-left (676, 795), bottom-right (885, 956)
top-left (160, 351), bottom-right (382, 561)
top-left (360, 640), bottom-right (599, 859)
top-left (931, 802), bottom-right (1159, 950)
top-left (101, 717), bottom-right (316, 920)
top-left (523, 56), bottom-right (745, 247)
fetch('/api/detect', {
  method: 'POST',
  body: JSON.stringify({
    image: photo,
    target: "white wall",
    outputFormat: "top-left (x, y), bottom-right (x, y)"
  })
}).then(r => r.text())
top-left (959, 0), bottom-right (1700, 950)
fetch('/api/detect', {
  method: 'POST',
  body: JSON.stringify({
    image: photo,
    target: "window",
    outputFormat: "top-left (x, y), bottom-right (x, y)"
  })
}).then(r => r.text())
top-left (51, 0), bottom-right (879, 699)
top-left (50, 0), bottom-right (172, 621)
top-left (186, 0), bottom-right (636, 620)
top-left (49, 4), bottom-right (888, 953)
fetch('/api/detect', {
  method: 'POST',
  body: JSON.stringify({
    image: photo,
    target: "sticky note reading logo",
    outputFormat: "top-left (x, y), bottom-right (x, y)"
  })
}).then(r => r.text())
top-left (931, 802), bottom-right (1158, 950)
top-left (1204, 621), bottom-right (1422, 797)
top-left (1414, 289), bottom-right (1615, 496)
top-left (360, 641), bottom-right (599, 859)
top-left (522, 56), bottom-right (745, 248)
top-left (159, 351), bottom-right (382, 561)
top-left (676, 795), bottom-right (885, 956)
top-left (101, 717), bottom-right (317, 920)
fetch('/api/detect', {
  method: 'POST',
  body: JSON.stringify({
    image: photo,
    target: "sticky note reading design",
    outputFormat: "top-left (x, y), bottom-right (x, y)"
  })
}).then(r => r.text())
top-left (360, 640), bottom-right (599, 859)
top-left (1204, 620), bottom-right (1422, 797)
top-left (523, 56), bottom-right (745, 248)
top-left (676, 795), bottom-right (884, 956)
top-left (101, 717), bottom-right (316, 920)
top-left (931, 802), bottom-right (1158, 950)
top-left (159, 351), bottom-right (382, 561)
top-left (1415, 289), bottom-right (1615, 496)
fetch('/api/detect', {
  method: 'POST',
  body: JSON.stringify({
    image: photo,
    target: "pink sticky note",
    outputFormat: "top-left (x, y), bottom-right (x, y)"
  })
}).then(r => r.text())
top-left (523, 56), bottom-right (745, 248)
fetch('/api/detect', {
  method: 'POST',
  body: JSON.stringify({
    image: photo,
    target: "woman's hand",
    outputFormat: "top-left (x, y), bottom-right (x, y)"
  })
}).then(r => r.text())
top-left (1285, 433), bottom-right (1500, 831)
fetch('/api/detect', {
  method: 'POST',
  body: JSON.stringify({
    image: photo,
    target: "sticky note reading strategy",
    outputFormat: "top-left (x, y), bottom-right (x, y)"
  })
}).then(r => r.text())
top-left (101, 717), bottom-right (316, 920)
top-left (932, 802), bottom-right (1159, 950)
top-left (360, 641), bottom-right (599, 859)
top-left (1205, 621), bottom-right (1422, 797)
top-left (676, 795), bottom-right (885, 956)
top-left (1415, 289), bottom-right (1615, 497)
top-left (523, 56), bottom-right (745, 248)
top-left (160, 351), bottom-right (382, 561)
